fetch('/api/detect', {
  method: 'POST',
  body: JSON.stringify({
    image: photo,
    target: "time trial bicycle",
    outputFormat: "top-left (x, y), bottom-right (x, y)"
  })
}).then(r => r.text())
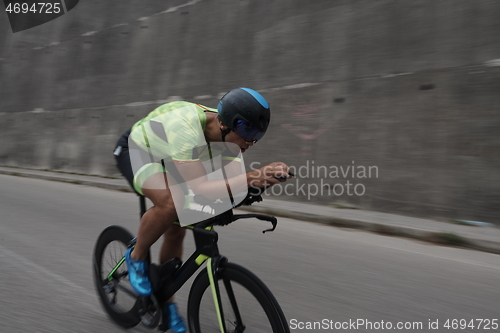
top-left (93, 188), bottom-right (291, 333)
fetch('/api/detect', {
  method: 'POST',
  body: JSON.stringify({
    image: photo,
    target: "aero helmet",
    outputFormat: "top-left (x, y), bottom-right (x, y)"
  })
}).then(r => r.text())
top-left (217, 88), bottom-right (270, 143)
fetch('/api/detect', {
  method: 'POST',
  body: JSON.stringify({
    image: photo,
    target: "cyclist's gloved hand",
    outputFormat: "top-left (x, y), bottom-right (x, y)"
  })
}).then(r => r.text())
top-left (274, 171), bottom-right (295, 180)
top-left (248, 162), bottom-right (292, 188)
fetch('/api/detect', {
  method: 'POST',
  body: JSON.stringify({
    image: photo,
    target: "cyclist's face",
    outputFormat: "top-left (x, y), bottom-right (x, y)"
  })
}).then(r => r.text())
top-left (220, 124), bottom-right (254, 153)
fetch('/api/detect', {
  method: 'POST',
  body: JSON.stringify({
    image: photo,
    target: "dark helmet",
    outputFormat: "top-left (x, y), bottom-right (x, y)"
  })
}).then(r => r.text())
top-left (217, 88), bottom-right (270, 142)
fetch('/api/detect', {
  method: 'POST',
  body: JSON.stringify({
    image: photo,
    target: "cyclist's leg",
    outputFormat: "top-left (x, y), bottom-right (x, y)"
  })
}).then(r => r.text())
top-left (125, 172), bottom-right (184, 296)
top-left (160, 224), bottom-right (186, 264)
top-left (131, 172), bottom-right (184, 261)
top-left (157, 196), bottom-right (187, 332)
top-left (161, 224), bottom-right (186, 304)
top-left (134, 175), bottom-right (187, 333)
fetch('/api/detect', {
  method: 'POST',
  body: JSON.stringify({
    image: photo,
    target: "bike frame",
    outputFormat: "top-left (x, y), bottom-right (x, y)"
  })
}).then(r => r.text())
top-left (105, 196), bottom-right (277, 333)
top-left (105, 224), bottom-right (229, 331)
top-left (157, 225), bottom-right (220, 303)
top-left (157, 225), bottom-right (231, 333)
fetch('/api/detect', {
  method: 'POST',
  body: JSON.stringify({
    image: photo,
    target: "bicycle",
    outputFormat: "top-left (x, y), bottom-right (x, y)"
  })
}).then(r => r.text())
top-left (93, 186), bottom-right (291, 333)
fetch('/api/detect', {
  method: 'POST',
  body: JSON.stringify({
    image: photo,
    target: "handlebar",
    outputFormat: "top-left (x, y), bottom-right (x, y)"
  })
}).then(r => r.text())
top-left (189, 172), bottom-right (295, 232)
top-left (231, 214), bottom-right (277, 233)
top-left (192, 209), bottom-right (278, 233)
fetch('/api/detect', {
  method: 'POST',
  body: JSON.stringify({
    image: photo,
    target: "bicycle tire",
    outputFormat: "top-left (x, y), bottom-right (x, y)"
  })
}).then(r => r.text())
top-left (93, 225), bottom-right (142, 328)
top-left (187, 262), bottom-right (290, 333)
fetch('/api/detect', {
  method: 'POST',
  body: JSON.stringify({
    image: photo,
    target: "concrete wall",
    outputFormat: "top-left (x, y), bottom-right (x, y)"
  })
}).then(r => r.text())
top-left (1, 0), bottom-right (499, 223)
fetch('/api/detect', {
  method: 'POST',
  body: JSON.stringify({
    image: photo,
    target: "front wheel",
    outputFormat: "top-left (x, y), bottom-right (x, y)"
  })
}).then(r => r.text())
top-left (187, 262), bottom-right (290, 333)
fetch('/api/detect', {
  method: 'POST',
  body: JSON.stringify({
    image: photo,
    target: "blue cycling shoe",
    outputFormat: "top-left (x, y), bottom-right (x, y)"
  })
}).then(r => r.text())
top-left (163, 302), bottom-right (187, 333)
top-left (124, 248), bottom-right (152, 296)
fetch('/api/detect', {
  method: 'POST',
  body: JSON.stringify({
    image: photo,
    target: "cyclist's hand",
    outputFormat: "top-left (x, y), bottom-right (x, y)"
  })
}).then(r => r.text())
top-left (264, 162), bottom-right (292, 180)
top-left (248, 162), bottom-right (292, 188)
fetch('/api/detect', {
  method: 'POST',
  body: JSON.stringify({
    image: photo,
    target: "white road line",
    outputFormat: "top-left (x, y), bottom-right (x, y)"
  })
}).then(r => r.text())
top-left (285, 221), bottom-right (500, 270)
top-left (358, 240), bottom-right (500, 270)
top-left (0, 244), bottom-right (102, 315)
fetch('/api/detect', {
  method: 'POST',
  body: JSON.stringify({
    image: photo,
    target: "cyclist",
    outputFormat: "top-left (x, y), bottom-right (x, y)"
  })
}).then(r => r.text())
top-left (113, 87), bottom-right (291, 333)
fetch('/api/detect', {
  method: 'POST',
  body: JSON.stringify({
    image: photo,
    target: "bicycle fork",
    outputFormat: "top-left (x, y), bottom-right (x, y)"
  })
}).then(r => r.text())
top-left (205, 255), bottom-right (245, 333)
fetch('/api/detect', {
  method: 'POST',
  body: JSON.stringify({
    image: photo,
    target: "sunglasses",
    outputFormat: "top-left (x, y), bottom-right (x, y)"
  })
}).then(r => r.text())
top-left (233, 120), bottom-right (266, 143)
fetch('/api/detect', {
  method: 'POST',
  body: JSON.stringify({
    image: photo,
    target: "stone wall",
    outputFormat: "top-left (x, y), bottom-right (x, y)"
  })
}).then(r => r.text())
top-left (1, 0), bottom-right (499, 222)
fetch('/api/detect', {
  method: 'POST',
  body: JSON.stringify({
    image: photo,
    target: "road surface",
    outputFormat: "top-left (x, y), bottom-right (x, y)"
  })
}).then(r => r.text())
top-left (0, 174), bottom-right (499, 332)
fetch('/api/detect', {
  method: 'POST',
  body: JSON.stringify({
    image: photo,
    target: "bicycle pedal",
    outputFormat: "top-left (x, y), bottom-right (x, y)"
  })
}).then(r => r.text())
top-left (138, 295), bottom-right (161, 328)
top-left (138, 297), bottom-right (151, 315)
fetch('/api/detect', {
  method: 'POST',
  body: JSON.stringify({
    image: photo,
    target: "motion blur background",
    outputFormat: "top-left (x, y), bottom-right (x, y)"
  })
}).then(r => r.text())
top-left (1, 0), bottom-right (499, 223)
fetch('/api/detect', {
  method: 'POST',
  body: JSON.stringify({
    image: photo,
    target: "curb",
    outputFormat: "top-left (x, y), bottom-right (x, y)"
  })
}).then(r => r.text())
top-left (238, 204), bottom-right (500, 256)
top-left (1, 168), bottom-right (499, 255)
top-left (0, 169), bottom-right (133, 193)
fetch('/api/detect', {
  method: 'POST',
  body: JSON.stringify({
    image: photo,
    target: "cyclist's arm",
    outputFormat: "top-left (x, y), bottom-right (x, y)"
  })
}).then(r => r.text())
top-left (175, 160), bottom-right (290, 201)
top-left (173, 160), bottom-right (244, 200)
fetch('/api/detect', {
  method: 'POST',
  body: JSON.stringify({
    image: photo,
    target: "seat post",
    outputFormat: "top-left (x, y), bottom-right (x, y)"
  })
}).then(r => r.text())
top-left (139, 195), bottom-right (147, 219)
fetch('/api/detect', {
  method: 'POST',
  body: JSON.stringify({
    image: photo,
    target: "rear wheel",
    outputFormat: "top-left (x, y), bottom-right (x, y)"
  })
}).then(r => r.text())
top-left (93, 225), bottom-right (141, 328)
top-left (187, 262), bottom-right (290, 333)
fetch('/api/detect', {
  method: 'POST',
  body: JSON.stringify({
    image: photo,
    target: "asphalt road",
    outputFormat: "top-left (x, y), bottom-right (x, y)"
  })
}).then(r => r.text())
top-left (1, 174), bottom-right (499, 333)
